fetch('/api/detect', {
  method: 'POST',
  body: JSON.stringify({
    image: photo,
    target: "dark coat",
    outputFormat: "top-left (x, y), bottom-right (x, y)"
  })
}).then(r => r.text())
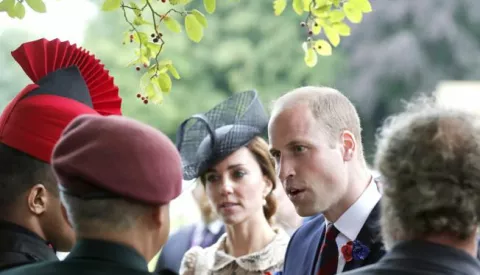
top-left (342, 240), bottom-right (480, 275)
top-left (282, 202), bottom-right (385, 275)
top-left (0, 239), bottom-right (172, 275)
top-left (0, 221), bottom-right (58, 271)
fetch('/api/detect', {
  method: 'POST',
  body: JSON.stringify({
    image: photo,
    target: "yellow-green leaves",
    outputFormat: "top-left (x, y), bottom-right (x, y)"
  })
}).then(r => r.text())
top-left (191, 9), bottom-right (207, 27)
top-left (0, 0), bottom-right (37, 18)
top-left (13, 1), bottom-right (25, 19)
top-left (273, 0), bottom-right (287, 16)
top-left (314, 39), bottom-right (332, 56)
top-left (273, 0), bottom-right (373, 67)
top-left (203, 0), bottom-right (215, 14)
top-left (343, 2), bottom-right (362, 23)
top-left (163, 16), bottom-right (182, 33)
top-left (101, 0), bottom-right (121, 12)
top-left (324, 26), bottom-right (339, 47)
top-left (25, 0), bottom-right (46, 13)
top-left (292, 0), bottom-right (303, 15)
top-left (302, 42), bottom-right (317, 68)
top-left (0, 0), bottom-right (15, 13)
top-left (185, 14), bottom-right (204, 42)
top-left (158, 72), bottom-right (172, 93)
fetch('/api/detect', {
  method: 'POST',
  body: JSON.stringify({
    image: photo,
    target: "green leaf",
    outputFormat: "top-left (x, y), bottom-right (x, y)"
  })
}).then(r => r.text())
top-left (167, 64), bottom-right (180, 79)
top-left (25, 0), bottom-right (46, 13)
top-left (203, 0), bottom-right (215, 14)
top-left (324, 26), bottom-right (340, 47)
top-left (0, 0), bottom-right (15, 13)
top-left (292, 0), bottom-right (303, 15)
top-left (184, 14), bottom-right (204, 43)
top-left (351, 0), bottom-right (372, 13)
top-left (133, 16), bottom-right (151, 26)
top-left (158, 72), bottom-right (172, 93)
top-left (328, 10), bottom-right (345, 23)
top-left (343, 2), bottom-right (363, 23)
top-left (314, 39), bottom-right (332, 56)
top-left (273, 0), bottom-right (286, 16)
top-left (133, 32), bottom-right (149, 44)
top-left (130, 2), bottom-right (142, 17)
top-left (145, 83), bottom-right (156, 98)
top-left (302, 42), bottom-right (317, 68)
top-left (163, 16), bottom-right (182, 33)
top-left (191, 9), bottom-right (207, 27)
top-left (101, 0), bottom-right (121, 11)
top-left (13, 1), bottom-right (25, 19)
top-left (146, 42), bottom-right (162, 58)
top-left (332, 22), bottom-right (351, 36)
top-left (302, 0), bottom-right (312, 11)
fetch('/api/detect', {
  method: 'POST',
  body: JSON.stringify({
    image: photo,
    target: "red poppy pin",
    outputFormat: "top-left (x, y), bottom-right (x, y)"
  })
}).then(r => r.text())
top-left (341, 240), bottom-right (370, 262)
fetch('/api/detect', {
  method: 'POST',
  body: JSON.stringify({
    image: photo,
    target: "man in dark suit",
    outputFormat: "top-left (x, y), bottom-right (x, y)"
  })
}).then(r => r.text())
top-left (343, 98), bottom-right (480, 275)
top-left (155, 182), bottom-right (225, 274)
top-left (0, 38), bottom-right (122, 271)
top-left (1, 114), bottom-right (183, 275)
top-left (268, 86), bottom-right (385, 275)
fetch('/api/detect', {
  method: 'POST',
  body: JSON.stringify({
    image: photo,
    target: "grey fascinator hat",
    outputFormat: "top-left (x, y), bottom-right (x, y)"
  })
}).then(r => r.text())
top-left (175, 90), bottom-right (269, 180)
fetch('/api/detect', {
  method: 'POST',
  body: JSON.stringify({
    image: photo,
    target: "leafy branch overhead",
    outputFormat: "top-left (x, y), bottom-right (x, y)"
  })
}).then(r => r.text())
top-left (103, 0), bottom-right (211, 105)
top-left (0, 0), bottom-right (213, 105)
top-left (273, 0), bottom-right (372, 67)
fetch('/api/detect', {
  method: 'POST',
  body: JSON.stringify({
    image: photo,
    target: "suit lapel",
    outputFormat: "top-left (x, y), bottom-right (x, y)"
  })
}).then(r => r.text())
top-left (342, 201), bottom-right (384, 272)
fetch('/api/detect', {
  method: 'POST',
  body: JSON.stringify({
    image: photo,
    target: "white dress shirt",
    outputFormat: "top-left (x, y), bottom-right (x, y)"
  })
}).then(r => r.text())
top-left (324, 177), bottom-right (382, 273)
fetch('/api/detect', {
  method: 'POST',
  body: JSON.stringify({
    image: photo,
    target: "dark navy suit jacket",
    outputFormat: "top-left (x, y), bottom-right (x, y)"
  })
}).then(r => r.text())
top-left (282, 202), bottom-right (385, 275)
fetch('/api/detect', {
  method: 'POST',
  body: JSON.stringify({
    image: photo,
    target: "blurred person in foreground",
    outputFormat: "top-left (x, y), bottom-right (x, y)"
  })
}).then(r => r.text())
top-left (155, 181), bottom-right (225, 274)
top-left (177, 90), bottom-right (289, 275)
top-left (344, 97), bottom-right (480, 275)
top-left (0, 38), bottom-right (122, 270)
top-left (0, 114), bottom-right (182, 275)
top-left (268, 86), bottom-right (385, 275)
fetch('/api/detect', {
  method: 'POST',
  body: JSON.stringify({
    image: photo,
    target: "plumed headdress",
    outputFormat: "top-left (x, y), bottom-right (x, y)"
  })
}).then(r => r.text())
top-left (0, 38), bottom-right (122, 163)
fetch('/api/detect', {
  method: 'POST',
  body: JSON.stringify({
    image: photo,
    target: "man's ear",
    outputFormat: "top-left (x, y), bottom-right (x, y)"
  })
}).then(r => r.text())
top-left (341, 130), bottom-right (356, 161)
top-left (27, 184), bottom-right (48, 216)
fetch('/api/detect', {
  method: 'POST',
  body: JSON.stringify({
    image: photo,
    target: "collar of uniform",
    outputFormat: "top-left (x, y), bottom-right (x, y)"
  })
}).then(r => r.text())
top-left (326, 176), bottom-right (381, 241)
top-left (384, 240), bottom-right (480, 274)
top-left (0, 220), bottom-right (58, 262)
top-left (66, 238), bottom-right (148, 271)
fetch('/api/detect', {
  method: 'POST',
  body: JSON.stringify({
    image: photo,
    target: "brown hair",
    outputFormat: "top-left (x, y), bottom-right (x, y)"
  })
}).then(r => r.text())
top-left (200, 136), bottom-right (278, 224)
top-left (246, 136), bottom-right (278, 224)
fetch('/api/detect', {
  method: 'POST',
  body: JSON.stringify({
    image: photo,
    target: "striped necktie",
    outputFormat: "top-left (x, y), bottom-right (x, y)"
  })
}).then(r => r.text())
top-left (317, 224), bottom-right (340, 275)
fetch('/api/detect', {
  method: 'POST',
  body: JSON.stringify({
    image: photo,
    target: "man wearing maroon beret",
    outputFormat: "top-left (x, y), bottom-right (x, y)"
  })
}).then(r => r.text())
top-left (0, 114), bottom-right (184, 275)
top-left (0, 38), bottom-right (122, 271)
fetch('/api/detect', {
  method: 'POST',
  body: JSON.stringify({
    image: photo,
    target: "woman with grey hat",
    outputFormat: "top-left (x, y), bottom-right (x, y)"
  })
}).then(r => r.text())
top-left (177, 90), bottom-right (289, 275)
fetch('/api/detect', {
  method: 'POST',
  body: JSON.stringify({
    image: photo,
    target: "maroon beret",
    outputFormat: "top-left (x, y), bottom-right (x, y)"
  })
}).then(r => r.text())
top-left (51, 114), bottom-right (183, 205)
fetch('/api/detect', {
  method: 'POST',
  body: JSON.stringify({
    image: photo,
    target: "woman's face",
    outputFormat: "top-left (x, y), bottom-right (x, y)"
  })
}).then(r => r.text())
top-left (203, 147), bottom-right (272, 225)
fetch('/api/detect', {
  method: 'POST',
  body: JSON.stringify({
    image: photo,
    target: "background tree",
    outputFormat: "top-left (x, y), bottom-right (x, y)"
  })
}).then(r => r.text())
top-left (337, 0), bottom-right (480, 161)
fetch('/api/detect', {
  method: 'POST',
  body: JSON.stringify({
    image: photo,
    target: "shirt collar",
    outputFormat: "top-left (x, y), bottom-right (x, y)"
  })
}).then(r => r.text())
top-left (326, 176), bottom-right (381, 241)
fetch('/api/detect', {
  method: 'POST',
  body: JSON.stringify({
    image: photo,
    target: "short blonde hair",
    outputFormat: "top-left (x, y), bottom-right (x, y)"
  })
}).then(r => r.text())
top-left (375, 96), bottom-right (480, 247)
top-left (271, 86), bottom-right (363, 149)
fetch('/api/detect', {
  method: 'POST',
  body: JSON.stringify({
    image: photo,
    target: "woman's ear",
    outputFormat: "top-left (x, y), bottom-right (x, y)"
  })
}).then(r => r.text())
top-left (263, 175), bottom-right (274, 197)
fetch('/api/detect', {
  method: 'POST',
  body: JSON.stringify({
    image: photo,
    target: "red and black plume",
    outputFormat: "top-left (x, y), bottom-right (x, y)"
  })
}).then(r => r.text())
top-left (0, 38), bottom-right (123, 163)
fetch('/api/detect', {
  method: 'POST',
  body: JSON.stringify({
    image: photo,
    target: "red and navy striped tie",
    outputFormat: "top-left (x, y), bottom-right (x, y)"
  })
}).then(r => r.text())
top-left (318, 224), bottom-right (340, 275)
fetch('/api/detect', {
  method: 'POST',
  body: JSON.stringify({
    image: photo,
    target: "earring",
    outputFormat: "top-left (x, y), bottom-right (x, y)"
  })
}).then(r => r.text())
top-left (263, 197), bottom-right (267, 206)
